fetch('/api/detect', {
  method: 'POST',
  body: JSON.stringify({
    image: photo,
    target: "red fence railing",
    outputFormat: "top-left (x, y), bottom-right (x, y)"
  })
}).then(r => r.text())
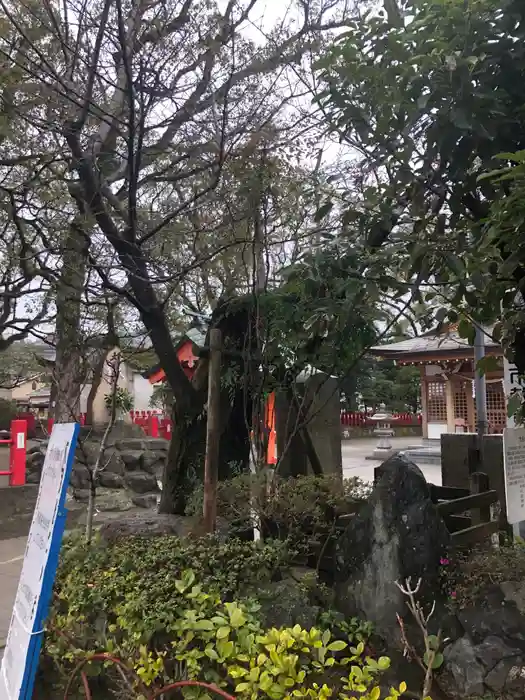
top-left (0, 419), bottom-right (28, 486)
top-left (130, 410), bottom-right (172, 439)
top-left (129, 409), bottom-right (422, 439)
top-left (340, 411), bottom-right (422, 427)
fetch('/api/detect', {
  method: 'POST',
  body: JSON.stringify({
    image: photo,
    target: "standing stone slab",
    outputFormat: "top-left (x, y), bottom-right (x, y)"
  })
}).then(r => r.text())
top-left (334, 454), bottom-right (450, 636)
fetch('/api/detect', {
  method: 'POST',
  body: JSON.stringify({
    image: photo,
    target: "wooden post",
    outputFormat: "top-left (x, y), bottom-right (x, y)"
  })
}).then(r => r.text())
top-left (203, 329), bottom-right (222, 533)
top-left (470, 471), bottom-right (490, 527)
top-left (420, 370), bottom-right (428, 439)
top-left (445, 377), bottom-right (455, 433)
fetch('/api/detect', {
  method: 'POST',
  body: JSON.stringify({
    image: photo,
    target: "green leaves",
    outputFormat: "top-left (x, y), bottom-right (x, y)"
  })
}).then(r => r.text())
top-left (476, 355), bottom-right (500, 376)
top-left (314, 201), bottom-right (334, 222)
top-left (507, 392), bottom-right (522, 418)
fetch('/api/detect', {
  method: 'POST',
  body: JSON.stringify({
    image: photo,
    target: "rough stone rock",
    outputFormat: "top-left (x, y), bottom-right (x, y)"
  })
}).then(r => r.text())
top-left (141, 450), bottom-right (163, 473)
top-left (334, 454), bottom-right (450, 635)
top-left (143, 438), bottom-right (169, 452)
top-left (459, 607), bottom-right (525, 649)
top-left (98, 471), bottom-right (125, 489)
top-left (485, 657), bottom-right (524, 693)
top-left (120, 450), bottom-right (145, 471)
top-left (474, 635), bottom-right (522, 671)
top-left (71, 488), bottom-right (90, 502)
top-left (94, 421), bottom-right (145, 445)
top-left (442, 637), bottom-right (485, 697)
top-left (504, 661), bottom-right (525, 699)
top-left (75, 441), bottom-right (103, 466)
top-left (69, 464), bottom-right (92, 489)
top-left (27, 451), bottom-right (44, 466)
top-left (104, 452), bottom-right (125, 475)
top-left (256, 579), bottom-right (320, 630)
top-left (95, 488), bottom-right (133, 512)
top-left (99, 512), bottom-right (191, 540)
top-left (70, 487), bottom-right (132, 511)
top-left (131, 493), bottom-right (159, 509)
top-left (115, 438), bottom-right (146, 452)
top-left (124, 471), bottom-right (159, 494)
top-left (26, 469), bottom-right (41, 484)
top-left (501, 581), bottom-right (525, 616)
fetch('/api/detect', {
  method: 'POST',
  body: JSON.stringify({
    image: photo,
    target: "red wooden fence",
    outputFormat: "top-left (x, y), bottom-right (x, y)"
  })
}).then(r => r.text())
top-left (130, 410), bottom-right (172, 439)
top-left (340, 411), bottom-right (422, 427)
top-left (129, 410), bottom-right (422, 439)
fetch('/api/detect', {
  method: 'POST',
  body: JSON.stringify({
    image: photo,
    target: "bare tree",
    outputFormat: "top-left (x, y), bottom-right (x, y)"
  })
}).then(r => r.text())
top-left (0, 0), bottom-right (357, 512)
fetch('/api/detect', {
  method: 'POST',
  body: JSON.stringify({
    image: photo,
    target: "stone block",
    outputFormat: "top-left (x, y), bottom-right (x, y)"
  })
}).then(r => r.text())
top-left (115, 439), bottom-right (146, 452)
top-left (131, 493), bottom-right (159, 509)
top-left (141, 450), bottom-right (163, 474)
top-left (124, 471), bottom-right (159, 494)
top-left (69, 464), bottom-right (92, 489)
top-left (98, 471), bottom-right (125, 489)
top-left (143, 438), bottom-right (169, 452)
top-left (120, 450), bottom-right (146, 471)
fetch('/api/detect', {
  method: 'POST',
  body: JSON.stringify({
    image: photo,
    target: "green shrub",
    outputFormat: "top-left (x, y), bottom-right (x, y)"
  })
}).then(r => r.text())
top-left (0, 397), bottom-right (19, 430)
top-left (186, 474), bottom-right (371, 547)
top-left (440, 539), bottom-right (525, 609)
top-left (43, 534), bottom-right (412, 700)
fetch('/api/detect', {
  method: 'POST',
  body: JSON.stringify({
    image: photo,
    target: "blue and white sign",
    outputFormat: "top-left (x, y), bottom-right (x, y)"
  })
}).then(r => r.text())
top-left (0, 423), bottom-right (79, 700)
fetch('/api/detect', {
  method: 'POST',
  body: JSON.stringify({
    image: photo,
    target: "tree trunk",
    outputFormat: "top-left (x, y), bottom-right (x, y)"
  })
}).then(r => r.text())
top-left (53, 221), bottom-right (89, 422)
top-left (85, 351), bottom-right (107, 426)
top-left (159, 298), bottom-right (254, 514)
top-left (159, 405), bottom-right (207, 514)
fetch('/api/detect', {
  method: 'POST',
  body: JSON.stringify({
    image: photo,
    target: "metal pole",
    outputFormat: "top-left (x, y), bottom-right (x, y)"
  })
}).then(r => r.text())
top-left (474, 324), bottom-right (488, 437)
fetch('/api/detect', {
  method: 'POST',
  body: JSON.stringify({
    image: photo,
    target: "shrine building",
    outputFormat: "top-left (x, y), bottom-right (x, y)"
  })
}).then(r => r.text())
top-left (370, 326), bottom-right (506, 440)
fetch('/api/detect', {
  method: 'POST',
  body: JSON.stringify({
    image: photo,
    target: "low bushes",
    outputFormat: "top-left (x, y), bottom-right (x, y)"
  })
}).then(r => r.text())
top-left (42, 534), bottom-right (407, 700)
top-left (186, 474), bottom-right (372, 549)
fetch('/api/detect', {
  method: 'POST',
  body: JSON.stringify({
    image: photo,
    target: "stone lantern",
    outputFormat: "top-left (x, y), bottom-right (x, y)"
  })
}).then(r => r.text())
top-left (370, 403), bottom-right (396, 459)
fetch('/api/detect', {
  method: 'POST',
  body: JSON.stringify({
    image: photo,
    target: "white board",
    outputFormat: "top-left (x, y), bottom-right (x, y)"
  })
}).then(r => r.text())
top-left (504, 358), bottom-right (524, 428)
top-left (0, 423), bottom-right (79, 700)
top-left (503, 427), bottom-right (525, 525)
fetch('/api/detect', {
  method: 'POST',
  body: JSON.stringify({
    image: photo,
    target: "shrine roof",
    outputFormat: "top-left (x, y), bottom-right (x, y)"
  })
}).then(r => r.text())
top-left (371, 327), bottom-right (501, 360)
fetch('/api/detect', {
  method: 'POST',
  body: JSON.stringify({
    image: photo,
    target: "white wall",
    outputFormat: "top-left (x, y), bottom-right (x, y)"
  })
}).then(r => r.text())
top-left (133, 374), bottom-right (155, 411)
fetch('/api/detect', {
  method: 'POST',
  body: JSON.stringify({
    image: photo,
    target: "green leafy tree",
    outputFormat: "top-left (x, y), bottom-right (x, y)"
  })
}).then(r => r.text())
top-left (314, 0), bottom-right (525, 370)
top-left (355, 359), bottom-right (420, 414)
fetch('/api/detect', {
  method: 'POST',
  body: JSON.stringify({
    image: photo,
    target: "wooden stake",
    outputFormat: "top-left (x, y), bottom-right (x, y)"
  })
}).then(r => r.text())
top-left (203, 329), bottom-right (222, 533)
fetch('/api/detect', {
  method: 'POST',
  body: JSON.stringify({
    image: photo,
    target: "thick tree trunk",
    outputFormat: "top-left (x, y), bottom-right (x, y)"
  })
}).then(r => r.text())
top-left (85, 351), bottom-right (107, 426)
top-left (159, 406), bottom-right (207, 514)
top-left (159, 299), bottom-right (254, 514)
top-left (159, 386), bottom-right (252, 514)
top-left (53, 221), bottom-right (89, 422)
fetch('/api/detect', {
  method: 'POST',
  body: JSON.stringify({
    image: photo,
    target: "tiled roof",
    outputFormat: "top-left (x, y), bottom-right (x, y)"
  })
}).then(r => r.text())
top-left (371, 328), bottom-right (500, 357)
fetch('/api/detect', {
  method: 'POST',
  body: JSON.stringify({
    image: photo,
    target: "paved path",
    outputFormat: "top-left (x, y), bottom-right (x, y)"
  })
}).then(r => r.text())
top-left (342, 436), bottom-right (442, 485)
top-left (0, 536), bottom-right (26, 649)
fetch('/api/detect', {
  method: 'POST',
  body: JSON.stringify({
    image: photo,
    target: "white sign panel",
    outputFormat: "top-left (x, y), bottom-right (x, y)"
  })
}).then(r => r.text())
top-left (504, 358), bottom-right (524, 428)
top-left (503, 427), bottom-right (525, 525)
top-left (0, 423), bottom-right (78, 700)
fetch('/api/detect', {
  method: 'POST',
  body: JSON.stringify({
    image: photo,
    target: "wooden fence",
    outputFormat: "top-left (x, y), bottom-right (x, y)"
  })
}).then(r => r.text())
top-left (371, 468), bottom-right (501, 546)
top-left (430, 472), bottom-right (500, 546)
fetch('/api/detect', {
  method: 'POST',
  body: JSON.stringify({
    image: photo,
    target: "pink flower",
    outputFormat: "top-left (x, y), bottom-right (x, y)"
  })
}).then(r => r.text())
top-left (450, 591), bottom-right (457, 599)
top-left (440, 557), bottom-right (449, 565)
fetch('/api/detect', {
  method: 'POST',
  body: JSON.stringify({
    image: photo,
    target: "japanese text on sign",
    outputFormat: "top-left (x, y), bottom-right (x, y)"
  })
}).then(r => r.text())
top-left (0, 423), bottom-right (78, 700)
top-left (503, 427), bottom-right (525, 524)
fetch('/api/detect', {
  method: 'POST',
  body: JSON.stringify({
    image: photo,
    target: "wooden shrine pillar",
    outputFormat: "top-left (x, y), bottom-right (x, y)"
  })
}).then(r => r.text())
top-left (419, 367), bottom-right (429, 439)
